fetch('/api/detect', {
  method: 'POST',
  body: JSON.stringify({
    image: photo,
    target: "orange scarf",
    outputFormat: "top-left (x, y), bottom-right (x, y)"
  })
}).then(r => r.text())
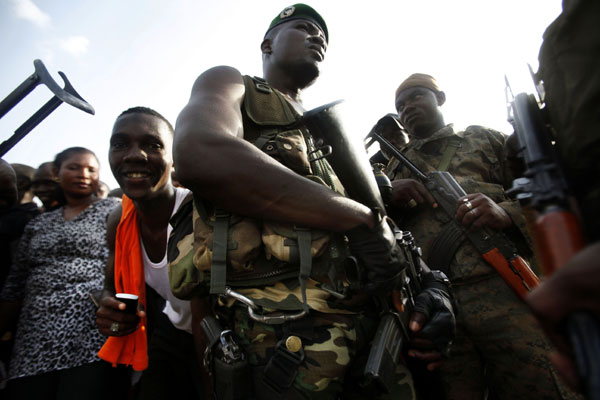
top-left (98, 195), bottom-right (148, 371)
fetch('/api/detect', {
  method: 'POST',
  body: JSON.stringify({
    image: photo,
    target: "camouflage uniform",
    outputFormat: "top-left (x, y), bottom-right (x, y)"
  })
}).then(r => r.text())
top-left (386, 125), bottom-right (574, 399)
top-left (169, 76), bottom-right (416, 399)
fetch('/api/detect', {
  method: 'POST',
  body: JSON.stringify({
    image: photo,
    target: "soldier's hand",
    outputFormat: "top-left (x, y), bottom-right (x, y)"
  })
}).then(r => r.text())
top-left (527, 242), bottom-right (600, 391)
top-left (409, 271), bottom-right (456, 369)
top-left (345, 216), bottom-right (405, 293)
top-left (96, 290), bottom-right (143, 337)
top-left (456, 193), bottom-right (512, 231)
top-left (408, 311), bottom-right (444, 371)
top-left (391, 179), bottom-right (436, 209)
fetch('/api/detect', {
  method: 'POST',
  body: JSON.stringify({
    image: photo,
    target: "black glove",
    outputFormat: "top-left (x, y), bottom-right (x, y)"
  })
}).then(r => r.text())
top-left (345, 216), bottom-right (406, 293)
top-left (413, 271), bottom-right (456, 357)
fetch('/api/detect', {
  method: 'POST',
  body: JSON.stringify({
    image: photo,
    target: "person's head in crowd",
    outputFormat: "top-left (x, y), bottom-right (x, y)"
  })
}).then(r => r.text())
top-left (0, 159), bottom-right (18, 212)
top-left (395, 73), bottom-right (447, 139)
top-left (107, 187), bottom-right (123, 199)
top-left (372, 113), bottom-right (408, 159)
top-left (261, 3), bottom-right (328, 89)
top-left (96, 181), bottom-right (110, 199)
top-left (32, 161), bottom-right (61, 211)
top-left (53, 147), bottom-right (100, 204)
top-left (109, 106), bottom-right (174, 201)
top-left (10, 163), bottom-right (36, 204)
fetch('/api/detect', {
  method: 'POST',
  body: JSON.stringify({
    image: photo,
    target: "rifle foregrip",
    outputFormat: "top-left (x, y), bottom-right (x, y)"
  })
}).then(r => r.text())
top-left (482, 248), bottom-right (538, 300)
top-left (535, 210), bottom-right (586, 275)
top-left (510, 257), bottom-right (540, 291)
top-left (392, 290), bottom-right (405, 313)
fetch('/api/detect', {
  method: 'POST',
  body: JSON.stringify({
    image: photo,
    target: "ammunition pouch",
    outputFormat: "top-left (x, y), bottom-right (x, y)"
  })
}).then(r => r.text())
top-left (262, 222), bottom-right (330, 264)
top-left (257, 129), bottom-right (311, 176)
top-left (193, 204), bottom-right (262, 276)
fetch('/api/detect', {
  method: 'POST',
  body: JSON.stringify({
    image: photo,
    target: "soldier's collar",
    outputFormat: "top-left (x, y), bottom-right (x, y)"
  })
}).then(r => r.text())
top-left (407, 124), bottom-right (456, 150)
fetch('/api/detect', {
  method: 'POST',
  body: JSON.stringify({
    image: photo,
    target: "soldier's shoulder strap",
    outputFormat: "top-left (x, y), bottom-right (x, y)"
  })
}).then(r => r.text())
top-left (242, 75), bottom-right (300, 127)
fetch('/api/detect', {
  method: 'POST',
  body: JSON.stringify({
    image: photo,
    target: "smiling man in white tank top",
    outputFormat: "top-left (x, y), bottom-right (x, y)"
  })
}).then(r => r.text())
top-left (95, 107), bottom-right (202, 399)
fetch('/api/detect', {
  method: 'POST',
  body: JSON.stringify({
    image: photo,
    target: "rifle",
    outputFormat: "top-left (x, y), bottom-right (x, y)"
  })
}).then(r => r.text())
top-left (365, 115), bottom-right (539, 301)
top-left (360, 228), bottom-right (426, 394)
top-left (302, 101), bottom-right (442, 394)
top-left (0, 59), bottom-right (95, 157)
top-left (505, 74), bottom-right (600, 400)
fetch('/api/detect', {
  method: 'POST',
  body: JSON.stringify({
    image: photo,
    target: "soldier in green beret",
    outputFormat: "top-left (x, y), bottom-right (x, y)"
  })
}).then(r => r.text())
top-left (170, 4), bottom-right (455, 399)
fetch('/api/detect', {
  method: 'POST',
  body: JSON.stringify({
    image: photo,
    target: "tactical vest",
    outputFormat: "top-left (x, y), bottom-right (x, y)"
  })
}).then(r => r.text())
top-left (168, 76), bottom-right (350, 312)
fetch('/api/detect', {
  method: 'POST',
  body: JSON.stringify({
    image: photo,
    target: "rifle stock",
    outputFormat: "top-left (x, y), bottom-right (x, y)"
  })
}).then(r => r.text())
top-left (535, 210), bottom-right (586, 273)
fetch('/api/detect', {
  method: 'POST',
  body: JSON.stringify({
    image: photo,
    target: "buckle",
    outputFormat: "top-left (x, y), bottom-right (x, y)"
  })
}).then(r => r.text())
top-left (219, 330), bottom-right (245, 363)
top-left (256, 83), bottom-right (272, 94)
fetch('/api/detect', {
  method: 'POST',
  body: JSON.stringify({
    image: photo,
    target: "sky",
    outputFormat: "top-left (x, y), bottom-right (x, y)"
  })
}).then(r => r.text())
top-left (1, 0), bottom-right (563, 190)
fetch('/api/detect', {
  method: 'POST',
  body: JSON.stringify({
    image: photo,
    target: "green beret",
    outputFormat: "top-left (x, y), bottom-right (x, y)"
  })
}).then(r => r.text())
top-left (265, 4), bottom-right (328, 43)
top-left (395, 73), bottom-right (441, 99)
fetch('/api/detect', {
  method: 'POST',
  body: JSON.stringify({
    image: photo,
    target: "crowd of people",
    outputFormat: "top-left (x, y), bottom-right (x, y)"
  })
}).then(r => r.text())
top-left (0, 1), bottom-right (598, 399)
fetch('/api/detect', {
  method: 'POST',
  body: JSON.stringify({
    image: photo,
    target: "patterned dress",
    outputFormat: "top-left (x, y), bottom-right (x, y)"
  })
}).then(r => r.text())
top-left (0, 198), bottom-right (119, 379)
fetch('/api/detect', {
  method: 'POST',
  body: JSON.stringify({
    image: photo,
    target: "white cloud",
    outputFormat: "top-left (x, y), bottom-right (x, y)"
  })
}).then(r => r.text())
top-left (60, 36), bottom-right (90, 56)
top-left (11, 0), bottom-right (50, 28)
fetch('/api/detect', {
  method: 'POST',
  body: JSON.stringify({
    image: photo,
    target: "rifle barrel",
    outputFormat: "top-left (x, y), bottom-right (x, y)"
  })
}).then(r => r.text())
top-left (367, 130), bottom-right (427, 181)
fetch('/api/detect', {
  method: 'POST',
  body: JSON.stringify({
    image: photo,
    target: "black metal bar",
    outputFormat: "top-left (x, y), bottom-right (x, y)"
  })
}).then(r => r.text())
top-left (0, 59), bottom-right (95, 157)
top-left (368, 129), bottom-right (428, 181)
top-left (0, 73), bottom-right (40, 119)
top-left (0, 96), bottom-right (62, 157)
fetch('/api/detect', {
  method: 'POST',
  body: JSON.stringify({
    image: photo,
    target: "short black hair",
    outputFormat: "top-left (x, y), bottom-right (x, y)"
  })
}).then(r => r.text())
top-left (52, 147), bottom-right (98, 205)
top-left (117, 106), bottom-right (174, 135)
top-left (53, 147), bottom-right (98, 171)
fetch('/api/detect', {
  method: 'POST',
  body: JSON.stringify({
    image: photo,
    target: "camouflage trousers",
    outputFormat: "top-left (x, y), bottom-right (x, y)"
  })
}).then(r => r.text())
top-left (223, 306), bottom-right (416, 400)
top-left (439, 274), bottom-right (579, 400)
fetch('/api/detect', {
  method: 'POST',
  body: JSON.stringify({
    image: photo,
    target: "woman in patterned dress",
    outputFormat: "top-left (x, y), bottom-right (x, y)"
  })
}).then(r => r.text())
top-left (0, 147), bottom-right (128, 399)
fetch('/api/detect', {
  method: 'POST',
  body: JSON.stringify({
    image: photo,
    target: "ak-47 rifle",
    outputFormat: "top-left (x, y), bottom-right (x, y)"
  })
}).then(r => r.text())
top-left (505, 73), bottom-right (600, 400)
top-left (365, 115), bottom-right (539, 301)
top-left (303, 101), bottom-right (454, 395)
top-left (0, 59), bottom-right (95, 157)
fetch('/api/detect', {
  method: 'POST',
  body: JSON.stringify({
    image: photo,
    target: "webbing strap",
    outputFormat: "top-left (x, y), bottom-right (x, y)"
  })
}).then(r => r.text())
top-left (438, 136), bottom-right (462, 171)
top-left (210, 210), bottom-right (230, 294)
top-left (296, 228), bottom-right (313, 314)
top-left (262, 340), bottom-right (304, 394)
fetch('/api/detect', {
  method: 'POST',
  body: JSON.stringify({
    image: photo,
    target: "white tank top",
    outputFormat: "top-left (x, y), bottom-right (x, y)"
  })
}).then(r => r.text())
top-left (140, 187), bottom-right (192, 333)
